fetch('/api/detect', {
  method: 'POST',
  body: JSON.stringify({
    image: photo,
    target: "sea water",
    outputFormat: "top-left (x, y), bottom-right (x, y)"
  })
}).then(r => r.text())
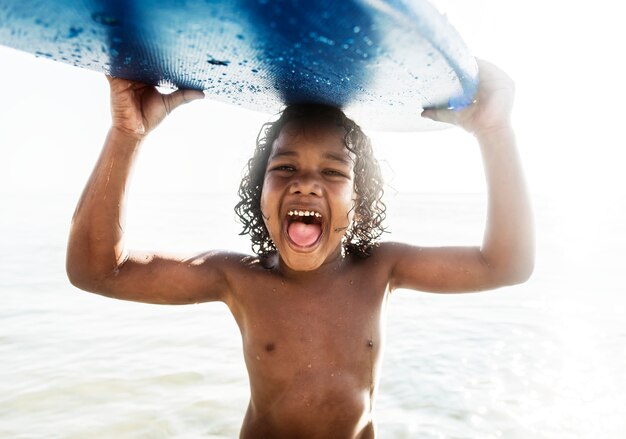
top-left (1, 192), bottom-right (625, 438)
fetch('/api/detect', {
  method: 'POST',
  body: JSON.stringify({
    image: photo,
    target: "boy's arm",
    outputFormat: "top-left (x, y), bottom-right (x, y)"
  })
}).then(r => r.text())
top-left (66, 77), bottom-right (231, 304)
top-left (386, 60), bottom-right (535, 293)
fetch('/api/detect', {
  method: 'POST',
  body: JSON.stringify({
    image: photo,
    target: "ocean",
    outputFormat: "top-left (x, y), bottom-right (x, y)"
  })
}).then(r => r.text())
top-left (1, 192), bottom-right (624, 438)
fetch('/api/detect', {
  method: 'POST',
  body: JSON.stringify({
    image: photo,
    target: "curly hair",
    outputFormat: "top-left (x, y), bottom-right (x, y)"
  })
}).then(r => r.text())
top-left (234, 104), bottom-right (386, 259)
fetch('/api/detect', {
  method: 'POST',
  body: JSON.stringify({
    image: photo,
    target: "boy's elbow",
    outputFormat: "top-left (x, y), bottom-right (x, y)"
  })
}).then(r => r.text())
top-left (66, 241), bottom-right (122, 293)
top-left (482, 242), bottom-right (535, 288)
top-left (66, 262), bottom-right (93, 292)
top-left (66, 257), bottom-right (106, 293)
top-left (66, 243), bottom-right (90, 291)
top-left (496, 257), bottom-right (535, 287)
top-left (509, 263), bottom-right (534, 285)
top-left (515, 247), bottom-right (536, 284)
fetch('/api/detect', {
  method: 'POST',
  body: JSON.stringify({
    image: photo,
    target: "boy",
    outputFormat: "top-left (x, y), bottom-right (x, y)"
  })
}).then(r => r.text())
top-left (67, 59), bottom-right (534, 438)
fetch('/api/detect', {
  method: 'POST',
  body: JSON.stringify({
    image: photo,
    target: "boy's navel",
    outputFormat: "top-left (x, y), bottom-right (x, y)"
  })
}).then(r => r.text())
top-left (265, 343), bottom-right (275, 352)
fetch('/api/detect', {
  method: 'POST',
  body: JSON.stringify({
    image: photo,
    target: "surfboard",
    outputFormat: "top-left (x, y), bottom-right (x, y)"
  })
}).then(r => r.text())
top-left (0, 0), bottom-right (478, 131)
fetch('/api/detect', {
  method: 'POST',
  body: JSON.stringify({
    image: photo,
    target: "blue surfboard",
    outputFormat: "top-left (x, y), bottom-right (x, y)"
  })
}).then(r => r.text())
top-left (0, 0), bottom-right (478, 131)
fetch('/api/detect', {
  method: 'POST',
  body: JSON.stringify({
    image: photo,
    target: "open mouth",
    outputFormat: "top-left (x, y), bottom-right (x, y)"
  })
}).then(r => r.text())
top-left (284, 209), bottom-right (324, 250)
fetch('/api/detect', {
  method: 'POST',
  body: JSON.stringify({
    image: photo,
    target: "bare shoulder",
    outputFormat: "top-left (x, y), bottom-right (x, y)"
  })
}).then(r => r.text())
top-left (343, 242), bottom-right (404, 284)
top-left (215, 251), bottom-right (277, 276)
top-left (194, 249), bottom-right (272, 283)
top-left (215, 251), bottom-right (282, 289)
top-left (372, 241), bottom-right (426, 265)
top-left (374, 240), bottom-right (450, 262)
top-left (369, 241), bottom-right (429, 282)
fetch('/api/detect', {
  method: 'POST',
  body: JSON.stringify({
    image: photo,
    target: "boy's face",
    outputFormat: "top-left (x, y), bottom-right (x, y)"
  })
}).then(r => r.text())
top-left (260, 122), bottom-right (356, 272)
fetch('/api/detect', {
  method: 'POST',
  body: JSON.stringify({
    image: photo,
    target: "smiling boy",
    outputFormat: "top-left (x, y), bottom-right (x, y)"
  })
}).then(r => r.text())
top-left (67, 59), bottom-right (534, 438)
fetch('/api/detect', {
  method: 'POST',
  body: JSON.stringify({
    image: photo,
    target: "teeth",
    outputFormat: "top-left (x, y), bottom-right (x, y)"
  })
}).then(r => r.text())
top-left (288, 210), bottom-right (322, 218)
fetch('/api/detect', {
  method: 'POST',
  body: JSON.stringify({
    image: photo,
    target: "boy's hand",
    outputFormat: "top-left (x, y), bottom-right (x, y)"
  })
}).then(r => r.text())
top-left (106, 76), bottom-right (204, 140)
top-left (421, 59), bottom-right (514, 136)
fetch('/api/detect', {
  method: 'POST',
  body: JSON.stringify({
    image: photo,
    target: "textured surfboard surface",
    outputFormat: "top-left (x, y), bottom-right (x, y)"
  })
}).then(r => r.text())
top-left (0, 0), bottom-right (478, 130)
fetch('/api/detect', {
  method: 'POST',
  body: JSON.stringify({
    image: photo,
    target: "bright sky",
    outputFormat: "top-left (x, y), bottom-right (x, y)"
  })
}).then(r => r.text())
top-left (0, 0), bottom-right (624, 255)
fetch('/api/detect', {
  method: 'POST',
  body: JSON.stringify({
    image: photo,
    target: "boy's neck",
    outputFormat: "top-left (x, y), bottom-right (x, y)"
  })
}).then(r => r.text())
top-left (269, 248), bottom-right (347, 281)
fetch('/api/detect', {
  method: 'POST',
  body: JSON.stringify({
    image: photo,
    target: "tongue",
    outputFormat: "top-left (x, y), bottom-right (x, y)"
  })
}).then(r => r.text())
top-left (288, 222), bottom-right (322, 247)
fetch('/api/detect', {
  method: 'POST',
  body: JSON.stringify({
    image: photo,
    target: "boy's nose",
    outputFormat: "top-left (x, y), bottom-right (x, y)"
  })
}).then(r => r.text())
top-left (289, 173), bottom-right (322, 196)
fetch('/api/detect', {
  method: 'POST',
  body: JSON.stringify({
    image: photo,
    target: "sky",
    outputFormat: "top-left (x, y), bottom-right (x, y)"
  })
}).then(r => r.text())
top-left (0, 1), bottom-right (623, 196)
top-left (0, 0), bottom-right (624, 257)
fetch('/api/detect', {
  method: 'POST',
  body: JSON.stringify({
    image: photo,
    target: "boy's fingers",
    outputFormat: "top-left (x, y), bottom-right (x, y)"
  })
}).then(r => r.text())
top-left (421, 108), bottom-right (457, 125)
top-left (163, 89), bottom-right (205, 114)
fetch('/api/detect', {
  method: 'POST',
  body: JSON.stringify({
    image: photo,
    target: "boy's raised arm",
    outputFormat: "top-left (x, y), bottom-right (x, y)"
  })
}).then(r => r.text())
top-left (387, 59), bottom-right (535, 293)
top-left (66, 78), bottom-right (231, 304)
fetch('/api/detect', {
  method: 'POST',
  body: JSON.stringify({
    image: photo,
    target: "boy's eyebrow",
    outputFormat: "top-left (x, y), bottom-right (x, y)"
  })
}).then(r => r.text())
top-left (268, 150), bottom-right (297, 160)
top-left (322, 151), bottom-right (352, 165)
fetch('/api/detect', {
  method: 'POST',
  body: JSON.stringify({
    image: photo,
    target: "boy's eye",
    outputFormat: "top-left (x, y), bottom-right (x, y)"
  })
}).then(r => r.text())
top-left (271, 165), bottom-right (295, 172)
top-left (323, 169), bottom-right (348, 178)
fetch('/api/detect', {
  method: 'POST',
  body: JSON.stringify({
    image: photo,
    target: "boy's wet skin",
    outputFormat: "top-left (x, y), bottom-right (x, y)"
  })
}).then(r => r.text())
top-left (67, 61), bottom-right (534, 439)
top-left (229, 123), bottom-right (388, 437)
top-left (229, 253), bottom-right (389, 438)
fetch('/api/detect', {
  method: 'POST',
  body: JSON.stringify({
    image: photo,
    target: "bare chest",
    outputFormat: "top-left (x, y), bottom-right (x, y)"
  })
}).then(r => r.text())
top-left (230, 267), bottom-right (389, 387)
